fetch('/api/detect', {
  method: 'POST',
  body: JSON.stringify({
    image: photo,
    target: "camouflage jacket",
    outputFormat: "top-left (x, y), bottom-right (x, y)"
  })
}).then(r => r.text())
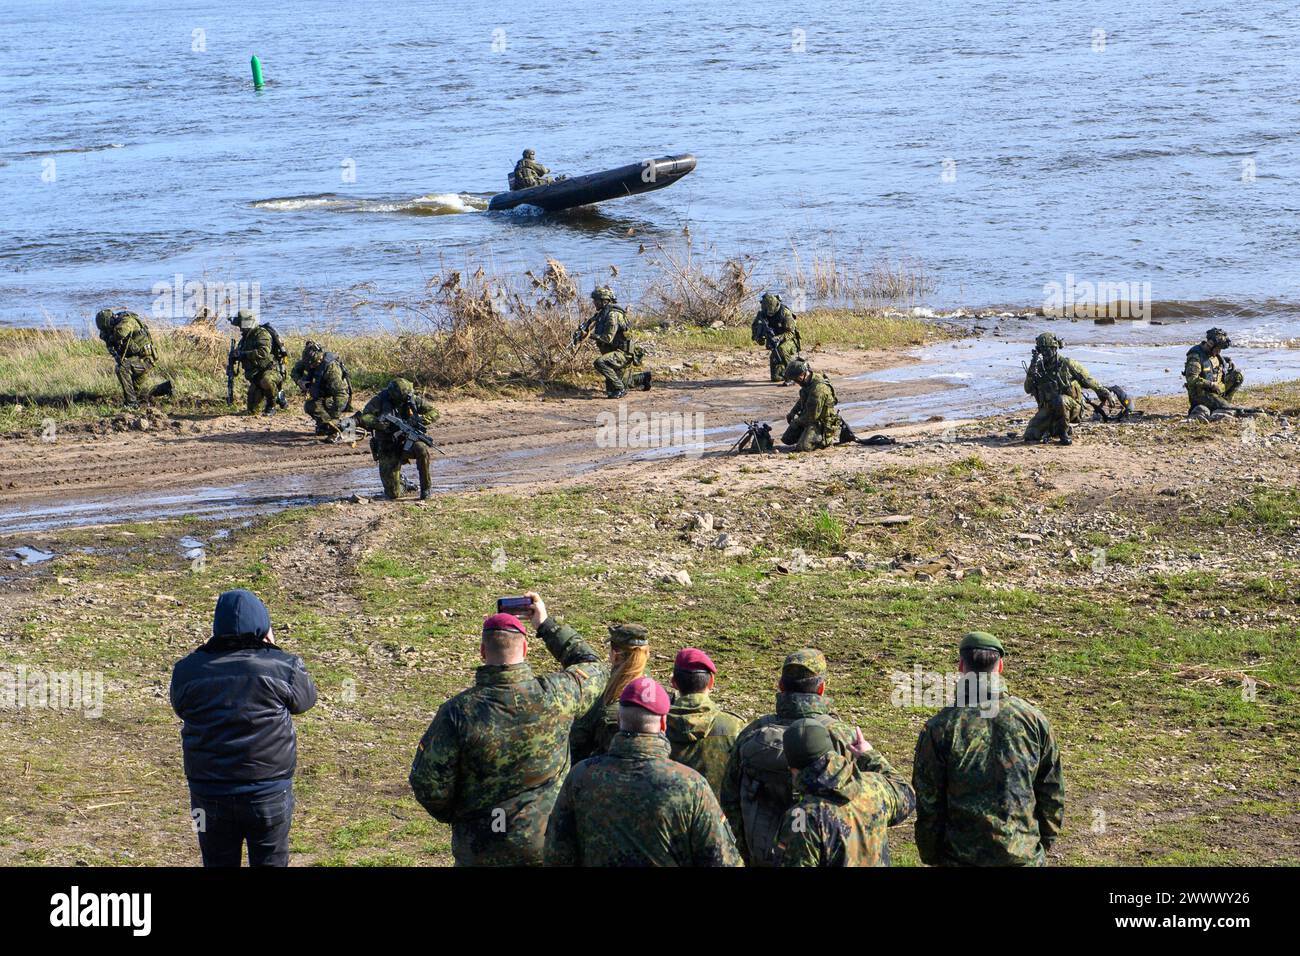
top-left (1183, 343), bottom-right (1233, 393)
top-left (357, 390), bottom-right (437, 455)
top-left (788, 372), bottom-right (842, 434)
top-left (569, 697), bottom-right (619, 765)
top-left (665, 691), bottom-right (744, 799)
top-left (512, 158), bottom-right (549, 188)
top-left (752, 304), bottom-right (798, 345)
top-left (591, 305), bottom-right (634, 356)
top-left (912, 691), bottom-right (1065, 867)
top-left (236, 325), bottom-right (279, 378)
top-left (544, 732), bottom-right (743, 867)
top-left (1024, 355), bottom-right (1103, 406)
top-left (101, 313), bottom-right (156, 362)
top-left (721, 692), bottom-right (873, 866)
top-left (408, 618), bottom-right (609, 866)
top-left (292, 354), bottom-right (350, 405)
top-left (774, 749), bottom-right (916, 867)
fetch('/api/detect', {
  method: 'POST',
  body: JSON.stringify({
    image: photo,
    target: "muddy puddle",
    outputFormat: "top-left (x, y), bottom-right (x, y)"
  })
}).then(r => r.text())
top-left (1, 315), bottom-right (1294, 534)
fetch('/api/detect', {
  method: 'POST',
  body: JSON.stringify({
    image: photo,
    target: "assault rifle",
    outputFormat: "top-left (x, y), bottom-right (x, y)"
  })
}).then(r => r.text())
top-left (225, 339), bottom-right (239, 405)
top-left (381, 411), bottom-right (446, 456)
top-left (729, 420), bottom-right (775, 454)
top-left (570, 316), bottom-right (597, 353)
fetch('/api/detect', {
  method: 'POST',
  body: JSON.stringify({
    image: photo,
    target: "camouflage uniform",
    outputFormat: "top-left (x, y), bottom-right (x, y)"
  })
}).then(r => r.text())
top-left (408, 617), bottom-right (609, 866)
top-left (752, 293), bottom-right (801, 382)
top-left (356, 379), bottom-right (439, 500)
top-left (291, 342), bottom-right (352, 438)
top-left (1183, 329), bottom-right (1244, 412)
top-left (665, 691), bottom-right (744, 799)
top-left (782, 362), bottom-right (846, 451)
top-left (774, 748), bottom-right (916, 867)
top-left (570, 622), bottom-right (649, 763)
top-left (95, 309), bottom-right (163, 407)
top-left (912, 688), bottom-right (1065, 867)
top-left (512, 152), bottom-right (551, 189)
top-left (1023, 333), bottom-right (1109, 443)
top-left (544, 731), bottom-right (743, 866)
top-left (720, 650), bottom-right (876, 866)
top-left (231, 313), bottom-right (286, 415)
top-left (586, 289), bottom-right (650, 398)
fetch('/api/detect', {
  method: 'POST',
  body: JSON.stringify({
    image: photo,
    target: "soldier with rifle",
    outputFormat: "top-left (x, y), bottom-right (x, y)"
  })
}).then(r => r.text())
top-left (572, 287), bottom-right (652, 399)
top-left (1021, 333), bottom-right (1112, 446)
top-left (1183, 327), bottom-right (1255, 418)
top-left (95, 308), bottom-right (173, 409)
top-left (227, 309), bottom-right (289, 416)
top-left (291, 341), bottom-right (353, 441)
top-left (751, 292), bottom-right (802, 383)
top-left (355, 378), bottom-right (440, 500)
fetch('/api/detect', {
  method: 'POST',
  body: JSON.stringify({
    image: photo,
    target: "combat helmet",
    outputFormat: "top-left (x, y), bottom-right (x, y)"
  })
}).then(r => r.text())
top-left (94, 308), bottom-right (116, 333)
top-left (1034, 332), bottom-right (1064, 351)
top-left (783, 357), bottom-right (811, 382)
top-left (388, 377), bottom-right (415, 399)
top-left (231, 308), bottom-right (258, 329)
top-left (1206, 327), bottom-right (1231, 349)
top-left (760, 292), bottom-right (781, 315)
top-left (523, 149), bottom-right (535, 160)
top-left (303, 340), bottom-right (325, 363)
top-left (591, 286), bottom-right (617, 305)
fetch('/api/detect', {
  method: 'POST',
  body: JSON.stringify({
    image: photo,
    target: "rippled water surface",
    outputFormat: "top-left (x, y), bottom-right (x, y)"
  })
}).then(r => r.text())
top-left (4, 0), bottom-right (1300, 327)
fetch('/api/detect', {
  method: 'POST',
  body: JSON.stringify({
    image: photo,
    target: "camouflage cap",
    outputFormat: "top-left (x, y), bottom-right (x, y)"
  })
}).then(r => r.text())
top-left (1035, 332), bottom-right (1063, 351)
top-left (608, 623), bottom-right (649, 647)
top-left (783, 357), bottom-right (810, 382)
top-left (781, 648), bottom-right (827, 680)
top-left (783, 718), bottom-right (834, 770)
top-left (959, 631), bottom-right (1005, 654)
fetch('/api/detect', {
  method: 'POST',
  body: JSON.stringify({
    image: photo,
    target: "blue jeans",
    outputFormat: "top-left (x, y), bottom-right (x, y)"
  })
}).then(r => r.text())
top-left (189, 787), bottom-right (295, 867)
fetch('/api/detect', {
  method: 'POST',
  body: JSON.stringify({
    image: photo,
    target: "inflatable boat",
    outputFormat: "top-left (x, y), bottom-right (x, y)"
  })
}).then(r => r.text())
top-left (488, 154), bottom-right (696, 212)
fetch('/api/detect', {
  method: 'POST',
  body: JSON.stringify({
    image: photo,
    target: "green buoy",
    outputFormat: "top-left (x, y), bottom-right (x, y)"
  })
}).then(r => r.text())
top-left (250, 55), bottom-right (264, 90)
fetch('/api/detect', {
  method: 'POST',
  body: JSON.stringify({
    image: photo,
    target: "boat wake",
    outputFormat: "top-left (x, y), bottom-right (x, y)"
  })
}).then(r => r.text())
top-left (251, 192), bottom-right (489, 216)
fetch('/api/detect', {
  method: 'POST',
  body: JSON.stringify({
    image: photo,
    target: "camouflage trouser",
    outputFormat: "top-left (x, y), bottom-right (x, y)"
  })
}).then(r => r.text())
top-left (782, 416), bottom-right (843, 452)
top-left (594, 348), bottom-right (649, 397)
top-left (768, 335), bottom-right (798, 382)
top-left (377, 446), bottom-right (432, 499)
top-left (1187, 371), bottom-right (1243, 412)
top-left (304, 396), bottom-right (347, 436)
top-left (1024, 395), bottom-right (1083, 441)
top-left (115, 358), bottom-right (154, 406)
top-left (245, 368), bottom-right (285, 414)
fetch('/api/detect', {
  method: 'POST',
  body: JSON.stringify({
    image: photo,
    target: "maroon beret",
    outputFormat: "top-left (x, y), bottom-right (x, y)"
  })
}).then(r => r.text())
top-left (482, 612), bottom-right (527, 637)
top-left (674, 647), bottom-right (717, 674)
top-left (619, 676), bottom-right (671, 716)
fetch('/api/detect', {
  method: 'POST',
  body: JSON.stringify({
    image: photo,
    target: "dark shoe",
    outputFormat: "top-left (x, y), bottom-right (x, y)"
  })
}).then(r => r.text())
top-left (262, 408), bottom-right (276, 418)
top-left (276, 391), bottom-right (289, 409)
top-left (606, 389), bottom-right (628, 400)
top-left (639, 372), bottom-right (653, 392)
top-left (418, 488), bottom-right (432, 501)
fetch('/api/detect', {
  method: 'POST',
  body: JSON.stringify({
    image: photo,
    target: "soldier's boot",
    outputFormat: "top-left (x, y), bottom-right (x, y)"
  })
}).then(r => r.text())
top-left (379, 465), bottom-right (401, 500)
top-left (837, 421), bottom-right (858, 445)
top-left (416, 455), bottom-right (432, 500)
top-left (1058, 424), bottom-right (1074, 446)
top-left (149, 380), bottom-right (173, 400)
top-left (276, 389), bottom-right (289, 410)
top-left (770, 352), bottom-right (783, 383)
top-left (636, 371), bottom-right (653, 392)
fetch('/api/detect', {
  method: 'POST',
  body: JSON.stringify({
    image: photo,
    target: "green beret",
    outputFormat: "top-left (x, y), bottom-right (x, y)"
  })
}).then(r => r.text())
top-left (782, 648), bottom-right (827, 680)
top-left (960, 631), bottom-right (1004, 654)
top-left (608, 623), bottom-right (648, 647)
top-left (783, 718), bottom-right (833, 770)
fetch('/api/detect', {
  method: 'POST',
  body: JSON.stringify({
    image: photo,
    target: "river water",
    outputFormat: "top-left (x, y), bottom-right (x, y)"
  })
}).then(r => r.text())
top-left (5, 0), bottom-right (1300, 328)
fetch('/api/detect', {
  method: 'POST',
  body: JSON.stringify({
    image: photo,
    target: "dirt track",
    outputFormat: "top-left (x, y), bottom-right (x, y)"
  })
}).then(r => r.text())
top-left (0, 347), bottom-right (943, 532)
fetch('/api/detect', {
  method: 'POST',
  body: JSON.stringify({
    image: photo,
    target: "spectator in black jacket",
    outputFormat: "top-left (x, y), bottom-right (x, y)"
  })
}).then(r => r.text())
top-left (170, 589), bottom-right (317, 866)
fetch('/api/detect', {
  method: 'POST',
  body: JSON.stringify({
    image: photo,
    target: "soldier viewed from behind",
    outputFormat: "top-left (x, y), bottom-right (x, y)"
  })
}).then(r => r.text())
top-left (751, 291), bottom-right (802, 383)
top-left (781, 357), bottom-right (859, 451)
top-left (721, 649), bottom-right (881, 866)
top-left (408, 593), bottom-right (609, 866)
top-left (773, 718), bottom-right (916, 867)
top-left (95, 307), bottom-right (172, 409)
top-left (1022, 332), bottom-right (1112, 445)
top-left (290, 340), bottom-right (352, 442)
top-left (912, 632), bottom-right (1065, 866)
top-left (1184, 326), bottom-right (1247, 417)
top-left (544, 676), bottom-right (742, 867)
top-left (573, 286), bottom-right (652, 399)
top-left (665, 648), bottom-right (744, 799)
top-left (509, 148), bottom-right (554, 190)
top-left (228, 309), bottom-right (288, 416)
top-left (570, 622), bottom-right (650, 763)
top-left (356, 377), bottom-right (438, 500)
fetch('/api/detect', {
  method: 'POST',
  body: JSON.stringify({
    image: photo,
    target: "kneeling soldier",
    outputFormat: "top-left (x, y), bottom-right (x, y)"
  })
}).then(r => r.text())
top-left (291, 341), bottom-right (352, 441)
top-left (356, 378), bottom-right (438, 500)
top-left (1184, 327), bottom-right (1246, 416)
top-left (781, 358), bottom-right (857, 451)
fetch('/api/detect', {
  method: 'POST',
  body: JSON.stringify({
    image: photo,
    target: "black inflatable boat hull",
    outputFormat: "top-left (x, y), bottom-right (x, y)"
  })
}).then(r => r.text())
top-left (488, 154), bottom-right (696, 212)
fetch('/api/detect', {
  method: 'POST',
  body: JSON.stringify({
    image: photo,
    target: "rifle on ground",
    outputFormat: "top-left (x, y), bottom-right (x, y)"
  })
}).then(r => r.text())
top-left (730, 421), bottom-right (774, 454)
top-left (225, 339), bottom-right (239, 405)
top-left (380, 411), bottom-right (446, 456)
